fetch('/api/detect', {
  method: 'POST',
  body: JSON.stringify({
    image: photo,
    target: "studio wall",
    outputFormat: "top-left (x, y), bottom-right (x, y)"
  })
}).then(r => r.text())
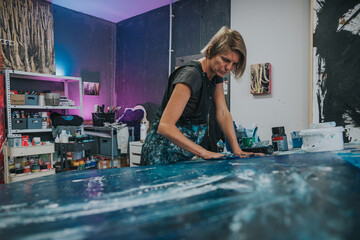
top-left (53, 5), bottom-right (116, 120)
top-left (230, 0), bottom-right (311, 142)
top-left (115, 0), bottom-right (230, 116)
top-left (115, 5), bottom-right (169, 115)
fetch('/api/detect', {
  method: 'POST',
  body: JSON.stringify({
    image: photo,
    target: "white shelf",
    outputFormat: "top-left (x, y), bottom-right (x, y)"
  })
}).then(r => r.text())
top-left (6, 144), bottom-right (55, 157)
top-left (3, 70), bottom-right (83, 183)
top-left (9, 105), bottom-right (81, 110)
top-left (4, 70), bottom-right (83, 136)
top-left (5, 70), bottom-right (81, 82)
top-left (4, 144), bottom-right (56, 184)
top-left (11, 128), bottom-right (52, 134)
top-left (8, 169), bottom-right (55, 183)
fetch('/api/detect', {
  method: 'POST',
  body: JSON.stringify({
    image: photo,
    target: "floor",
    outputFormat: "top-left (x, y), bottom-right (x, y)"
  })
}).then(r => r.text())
top-left (0, 147), bottom-right (360, 239)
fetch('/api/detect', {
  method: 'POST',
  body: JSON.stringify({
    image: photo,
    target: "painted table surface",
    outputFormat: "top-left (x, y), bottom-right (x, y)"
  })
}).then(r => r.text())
top-left (1, 149), bottom-right (360, 240)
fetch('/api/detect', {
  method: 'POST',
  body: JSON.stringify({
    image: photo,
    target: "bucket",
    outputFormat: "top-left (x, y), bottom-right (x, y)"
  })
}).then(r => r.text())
top-left (299, 127), bottom-right (344, 152)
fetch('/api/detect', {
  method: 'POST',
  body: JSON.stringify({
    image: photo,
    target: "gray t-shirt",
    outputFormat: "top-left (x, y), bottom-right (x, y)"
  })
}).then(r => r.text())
top-left (158, 61), bottom-right (223, 122)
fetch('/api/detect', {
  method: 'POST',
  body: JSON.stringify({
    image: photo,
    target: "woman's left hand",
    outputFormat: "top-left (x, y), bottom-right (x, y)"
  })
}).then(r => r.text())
top-left (234, 150), bottom-right (265, 158)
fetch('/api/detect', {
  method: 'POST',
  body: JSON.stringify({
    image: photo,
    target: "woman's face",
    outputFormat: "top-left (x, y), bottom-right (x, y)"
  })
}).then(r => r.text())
top-left (209, 50), bottom-right (239, 78)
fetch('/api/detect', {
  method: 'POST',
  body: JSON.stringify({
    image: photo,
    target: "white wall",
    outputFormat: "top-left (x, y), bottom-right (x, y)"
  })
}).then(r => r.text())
top-left (230, 0), bottom-right (311, 142)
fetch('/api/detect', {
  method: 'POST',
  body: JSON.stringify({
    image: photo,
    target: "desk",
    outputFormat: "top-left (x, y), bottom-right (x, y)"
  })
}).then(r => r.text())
top-left (0, 146), bottom-right (359, 239)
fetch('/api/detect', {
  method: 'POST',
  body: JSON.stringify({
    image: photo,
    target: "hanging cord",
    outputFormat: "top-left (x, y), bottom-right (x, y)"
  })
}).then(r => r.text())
top-left (168, 0), bottom-right (174, 76)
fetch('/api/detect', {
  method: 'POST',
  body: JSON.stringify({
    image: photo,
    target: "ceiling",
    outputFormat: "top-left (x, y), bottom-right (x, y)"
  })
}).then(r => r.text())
top-left (50, 0), bottom-right (175, 23)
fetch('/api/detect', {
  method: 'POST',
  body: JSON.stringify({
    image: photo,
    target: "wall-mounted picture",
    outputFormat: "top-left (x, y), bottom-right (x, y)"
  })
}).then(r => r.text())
top-left (83, 82), bottom-right (100, 96)
top-left (250, 63), bottom-right (271, 95)
top-left (312, 0), bottom-right (360, 142)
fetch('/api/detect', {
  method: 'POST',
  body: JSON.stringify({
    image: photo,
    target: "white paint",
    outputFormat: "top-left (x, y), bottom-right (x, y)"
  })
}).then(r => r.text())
top-left (337, 3), bottom-right (360, 36)
top-left (231, 0), bottom-right (311, 142)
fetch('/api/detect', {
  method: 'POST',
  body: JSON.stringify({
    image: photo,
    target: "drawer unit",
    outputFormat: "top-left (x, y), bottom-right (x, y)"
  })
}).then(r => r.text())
top-left (129, 141), bottom-right (143, 167)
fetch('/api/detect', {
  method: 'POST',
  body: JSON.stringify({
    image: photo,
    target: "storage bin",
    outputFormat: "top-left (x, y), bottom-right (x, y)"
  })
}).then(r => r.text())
top-left (10, 94), bottom-right (25, 105)
top-left (27, 117), bottom-right (42, 129)
top-left (25, 95), bottom-right (38, 105)
top-left (99, 137), bottom-right (120, 156)
top-left (92, 113), bottom-right (115, 126)
top-left (299, 127), bottom-right (344, 152)
top-left (11, 118), bottom-right (27, 129)
top-left (45, 93), bottom-right (60, 106)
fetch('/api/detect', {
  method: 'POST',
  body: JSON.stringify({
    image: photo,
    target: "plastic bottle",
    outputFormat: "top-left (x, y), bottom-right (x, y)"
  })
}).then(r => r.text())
top-left (59, 130), bottom-right (69, 143)
top-left (140, 122), bottom-right (147, 143)
top-left (271, 126), bottom-right (288, 151)
top-left (41, 112), bottom-right (48, 129)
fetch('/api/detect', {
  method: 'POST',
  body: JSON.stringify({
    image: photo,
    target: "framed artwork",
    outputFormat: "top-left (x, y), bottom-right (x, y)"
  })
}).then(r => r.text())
top-left (250, 63), bottom-right (271, 95)
top-left (83, 82), bottom-right (100, 96)
top-left (311, 0), bottom-right (360, 142)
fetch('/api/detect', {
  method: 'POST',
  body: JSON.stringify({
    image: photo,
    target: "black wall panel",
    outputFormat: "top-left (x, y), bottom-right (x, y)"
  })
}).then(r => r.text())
top-left (115, 0), bottom-right (230, 114)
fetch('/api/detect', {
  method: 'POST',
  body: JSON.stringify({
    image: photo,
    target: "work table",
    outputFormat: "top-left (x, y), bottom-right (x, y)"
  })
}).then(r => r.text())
top-left (0, 145), bottom-right (359, 239)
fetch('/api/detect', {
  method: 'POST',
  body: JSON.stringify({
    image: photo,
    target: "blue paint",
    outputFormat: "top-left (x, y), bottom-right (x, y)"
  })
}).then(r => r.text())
top-left (336, 146), bottom-right (360, 169)
top-left (0, 151), bottom-right (359, 239)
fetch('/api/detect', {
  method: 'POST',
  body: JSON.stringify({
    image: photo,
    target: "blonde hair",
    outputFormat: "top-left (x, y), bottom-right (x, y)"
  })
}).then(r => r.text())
top-left (201, 26), bottom-right (247, 78)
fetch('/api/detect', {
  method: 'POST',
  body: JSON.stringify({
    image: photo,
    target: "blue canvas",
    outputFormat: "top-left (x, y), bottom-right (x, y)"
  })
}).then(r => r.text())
top-left (0, 152), bottom-right (359, 239)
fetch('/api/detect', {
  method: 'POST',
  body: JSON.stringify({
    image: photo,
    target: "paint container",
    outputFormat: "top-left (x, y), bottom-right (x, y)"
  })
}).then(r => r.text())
top-left (38, 93), bottom-right (45, 107)
top-left (140, 122), bottom-right (147, 143)
top-left (23, 165), bottom-right (31, 173)
top-left (310, 121), bottom-right (336, 129)
top-left (41, 112), bottom-right (48, 129)
top-left (290, 131), bottom-right (303, 148)
top-left (299, 127), bottom-right (344, 152)
top-left (271, 126), bottom-right (288, 151)
top-left (32, 137), bottom-right (41, 146)
top-left (40, 165), bottom-right (48, 171)
top-left (242, 137), bottom-right (254, 148)
top-left (31, 163), bottom-right (40, 173)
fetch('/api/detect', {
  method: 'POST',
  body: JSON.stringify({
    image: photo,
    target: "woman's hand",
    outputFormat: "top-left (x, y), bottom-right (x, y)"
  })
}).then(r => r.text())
top-left (201, 151), bottom-right (225, 160)
top-left (233, 150), bottom-right (265, 158)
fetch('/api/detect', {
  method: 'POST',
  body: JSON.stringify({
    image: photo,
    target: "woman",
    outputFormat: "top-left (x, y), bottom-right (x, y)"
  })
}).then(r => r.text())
top-left (141, 26), bottom-right (260, 165)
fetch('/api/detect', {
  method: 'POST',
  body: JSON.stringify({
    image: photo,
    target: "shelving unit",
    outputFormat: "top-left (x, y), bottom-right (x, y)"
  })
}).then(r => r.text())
top-left (4, 69), bottom-right (83, 137)
top-left (2, 70), bottom-right (83, 183)
top-left (3, 143), bottom-right (55, 183)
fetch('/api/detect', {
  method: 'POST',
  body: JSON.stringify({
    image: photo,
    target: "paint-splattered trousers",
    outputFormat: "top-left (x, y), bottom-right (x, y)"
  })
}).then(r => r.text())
top-left (140, 119), bottom-right (207, 165)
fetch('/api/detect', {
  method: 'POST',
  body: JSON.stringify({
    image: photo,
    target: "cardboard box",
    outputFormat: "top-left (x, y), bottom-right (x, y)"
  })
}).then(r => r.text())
top-left (10, 94), bottom-right (25, 105)
top-left (97, 160), bottom-right (111, 169)
top-left (113, 156), bottom-right (129, 168)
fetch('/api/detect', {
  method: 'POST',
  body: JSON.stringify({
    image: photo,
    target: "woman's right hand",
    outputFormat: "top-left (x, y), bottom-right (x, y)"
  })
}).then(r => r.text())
top-left (201, 151), bottom-right (225, 160)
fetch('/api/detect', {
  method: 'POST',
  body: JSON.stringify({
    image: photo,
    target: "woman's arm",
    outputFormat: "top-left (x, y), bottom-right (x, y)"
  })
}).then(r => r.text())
top-left (213, 83), bottom-right (262, 157)
top-left (158, 83), bottom-right (224, 159)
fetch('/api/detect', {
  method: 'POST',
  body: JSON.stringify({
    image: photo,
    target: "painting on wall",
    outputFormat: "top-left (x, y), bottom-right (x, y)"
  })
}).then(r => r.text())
top-left (0, 0), bottom-right (55, 74)
top-left (312, 0), bottom-right (360, 142)
top-left (250, 63), bottom-right (271, 95)
top-left (83, 82), bottom-right (100, 96)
